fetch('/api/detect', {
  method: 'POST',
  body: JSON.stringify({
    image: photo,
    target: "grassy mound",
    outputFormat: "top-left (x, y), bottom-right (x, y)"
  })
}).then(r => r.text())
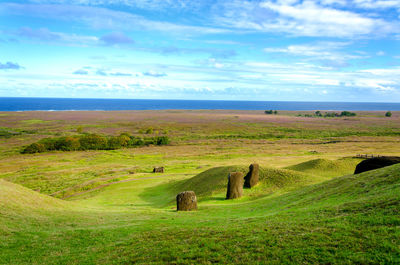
top-left (1, 164), bottom-right (400, 264)
top-left (0, 179), bottom-right (73, 233)
top-left (107, 164), bottom-right (400, 264)
top-left (0, 179), bottom-right (69, 212)
top-left (175, 165), bottom-right (321, 201)
top-left (285, 157), bottom-right (361, 177)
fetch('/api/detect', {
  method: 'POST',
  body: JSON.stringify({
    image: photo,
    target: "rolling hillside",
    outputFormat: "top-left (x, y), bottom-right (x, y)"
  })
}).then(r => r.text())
top-left (1, 162), bottom-right (399, 264)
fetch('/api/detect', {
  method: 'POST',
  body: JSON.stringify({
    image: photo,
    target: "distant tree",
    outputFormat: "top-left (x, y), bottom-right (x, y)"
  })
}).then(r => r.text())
top-left (273, 110), bottom-right (278, 115)
top-left (315, 111), bottom-right (322, 116)
top-left (340, 111), bottom-right (356, 117)
top-left (265, 110), bottom-right (273, 114)
top-left (385, 111), bottom-right (392, 117)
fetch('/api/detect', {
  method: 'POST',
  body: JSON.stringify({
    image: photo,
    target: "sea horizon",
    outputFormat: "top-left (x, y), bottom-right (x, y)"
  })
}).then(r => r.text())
top-left (1, 97), bottom-right (400, 112)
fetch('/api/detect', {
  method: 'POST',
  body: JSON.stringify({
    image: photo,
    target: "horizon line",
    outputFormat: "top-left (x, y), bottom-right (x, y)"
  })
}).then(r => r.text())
top-left (0, 97), bottom-right (399, 104)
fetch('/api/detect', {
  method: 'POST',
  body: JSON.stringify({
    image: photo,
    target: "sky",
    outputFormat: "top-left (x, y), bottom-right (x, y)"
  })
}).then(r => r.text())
top-left (0, 0), bottom-right (400, 102)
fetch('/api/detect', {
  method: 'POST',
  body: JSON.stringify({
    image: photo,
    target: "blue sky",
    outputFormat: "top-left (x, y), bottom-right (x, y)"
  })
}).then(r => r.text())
top-left (0, 0), bottom-right (399, 101)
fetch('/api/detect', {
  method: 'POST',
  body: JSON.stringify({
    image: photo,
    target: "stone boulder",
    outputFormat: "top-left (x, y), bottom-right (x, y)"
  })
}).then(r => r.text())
top-left (153, 167), bottom-right (164, 173)
top-left (226, 172), bottom-right (244, 199)
top-left (354, 156), bottom-right (400, 174)
top-left (244, 163), bottom-right (259, 188)
top-left (176, 191), bottom-right (197, 211)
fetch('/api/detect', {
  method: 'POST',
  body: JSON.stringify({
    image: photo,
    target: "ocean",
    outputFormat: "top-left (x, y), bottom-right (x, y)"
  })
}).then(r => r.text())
top-left (0, 97), bottom-right (399, 111)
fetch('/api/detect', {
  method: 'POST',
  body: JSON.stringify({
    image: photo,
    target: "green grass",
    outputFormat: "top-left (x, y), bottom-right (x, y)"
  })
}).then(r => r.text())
top-left (1, 110), bottom-right (400, 264)
top-left (172, 165), bottom-right (328, 204)
top-left (1, 162), bottom-right (399, 264)
top-left (285, 157), bottom-right (362, 177)
top-left (20, 119), bottom-right (53, 125)
top-left (0, 127), bottom-right (36, 138)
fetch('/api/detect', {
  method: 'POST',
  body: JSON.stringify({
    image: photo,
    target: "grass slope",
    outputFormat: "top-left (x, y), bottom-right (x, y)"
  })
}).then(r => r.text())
top-left (0, 179), bottom-right (72, 234)
top-left (115, 164), bottom-right (400, 264)
top-left (1, 163), bottom-right (399, 264)
top-left (285, 157), bottom-right (362, 177)
top-left (0, 179), bottom-right (69, 213)
top-left (174, 165), bottom-right (325, 202)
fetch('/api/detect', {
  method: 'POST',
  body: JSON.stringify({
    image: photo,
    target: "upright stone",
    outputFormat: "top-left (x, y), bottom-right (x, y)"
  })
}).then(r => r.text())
top-left (244, 163), bottom-right (259, 188)
top-left (176, 191), bottom-right (197, 211)
top-left (153, 167), bottom-right (164, 173)
top-left (226, 172), bottom-right (244, 199)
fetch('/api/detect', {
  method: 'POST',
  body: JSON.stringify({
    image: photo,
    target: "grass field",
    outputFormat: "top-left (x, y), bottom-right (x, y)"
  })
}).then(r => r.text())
top-left (0, 110), bottom-right (399, 264)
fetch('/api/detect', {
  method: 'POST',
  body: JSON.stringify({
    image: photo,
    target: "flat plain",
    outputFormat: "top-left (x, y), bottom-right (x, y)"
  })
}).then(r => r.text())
top-left (0, 110), bottom-right (399, 264)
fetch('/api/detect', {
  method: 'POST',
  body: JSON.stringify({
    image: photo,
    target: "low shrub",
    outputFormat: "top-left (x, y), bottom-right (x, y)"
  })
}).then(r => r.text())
top-left (21, 133), bottom-right (170, 154)
top-left (79, 134), bottom-right (108, 150)
top-left (340, 111), bottom-right (356, 117)
top-left (56, 136), bottom-right (81, 151)
top-left (155, 136), bottom-right (170, 145)
top-left (265, 110), bottom-right (278, 115)
top-left (118, 135), bottom-right (131, 147)
top-left (301, 110), bottom-right (357, 118)
top-left (21, 143), bottom-right (46, 154)
top-left (129, 136), bottom-right (145, 147)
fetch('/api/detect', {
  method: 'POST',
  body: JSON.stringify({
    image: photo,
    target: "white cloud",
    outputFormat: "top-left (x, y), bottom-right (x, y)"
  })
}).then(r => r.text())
top-left (2, 58), bottom-right (399, 99)
top-left (29, 0), bottom-right (197, 11)
top-left (0, 3), bottom-right (229, 35)
top-left (213, 0), bottom-right (399, 37)
top-left (360, 67), bottom-right (400, 75)
top-left (353, 0), bottom-right (400, 9)
top-left (320, 0), bottom-right (347, 6)
top-left (16, 27), bottom-right (99, 46)
top-left (264, 41), bottom-right (364, 68)
top-left (73, 69), bottom-right (89, 75)
top-left (353, 79), bottom-right (397, 91)
top-left (240, 60), bottom-right (399, 94)
top-left (143, 70), bottom-right (167, 77)
top-left (264, 41), bottom-right (350, 57)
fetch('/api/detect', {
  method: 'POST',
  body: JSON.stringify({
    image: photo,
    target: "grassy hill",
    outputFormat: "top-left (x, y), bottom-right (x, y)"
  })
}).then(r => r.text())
top-left (1, 161), bottom-right (399, 264)
top-left (285, 157), bottom-right (362, 177)
top-left (174, 165), bottom-right (328, 203)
